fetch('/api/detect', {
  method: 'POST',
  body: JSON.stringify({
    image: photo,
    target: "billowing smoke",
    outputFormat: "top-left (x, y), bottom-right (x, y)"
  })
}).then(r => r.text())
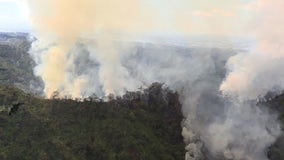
top-left (26, 0), bottom-right (283, 160)
top-left (216, 0), bottom-right (284, 159)
top-left (27, 0), bottom-right (155, 97)
top-left (221, 0), bottom-right (284, 100)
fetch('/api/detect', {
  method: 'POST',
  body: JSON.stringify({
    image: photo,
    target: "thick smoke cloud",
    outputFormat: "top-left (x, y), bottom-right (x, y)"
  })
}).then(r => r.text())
top-left (27, 0), bottom-right (283, 160)
top-left (221, 0), bottom-right (284, 100)
top-left (31, 37), bottom-right (281, 160)
top-left (27, 0), bottom-right (154, 97)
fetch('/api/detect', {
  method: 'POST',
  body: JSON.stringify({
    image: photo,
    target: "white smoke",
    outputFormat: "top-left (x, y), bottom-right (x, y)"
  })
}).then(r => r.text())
top-left (221, 0), bottom-right (284, 100)
top-left (26, 0), bottom-right (283, 160)
top-left (30, 36), bottom-right (281, 159)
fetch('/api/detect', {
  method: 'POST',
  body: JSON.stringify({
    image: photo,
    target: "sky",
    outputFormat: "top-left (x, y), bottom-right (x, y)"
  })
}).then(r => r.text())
top-left (0, 0), bottom-right (255, 35)
top-left (0, 0), bottom-right (30, 32)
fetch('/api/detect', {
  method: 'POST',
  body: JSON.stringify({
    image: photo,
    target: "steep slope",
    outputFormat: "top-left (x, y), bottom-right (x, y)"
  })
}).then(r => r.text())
top-left (265, 94), bottom-right (284, 160)
top-left (0, 83), bottom-right (184, 160)
top-left (0, 32), bottom-right (43, 94)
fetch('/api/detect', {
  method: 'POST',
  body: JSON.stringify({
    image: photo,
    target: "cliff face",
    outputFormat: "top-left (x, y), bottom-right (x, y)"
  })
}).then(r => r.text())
top-left (0, 83), bottom-right (185, 160)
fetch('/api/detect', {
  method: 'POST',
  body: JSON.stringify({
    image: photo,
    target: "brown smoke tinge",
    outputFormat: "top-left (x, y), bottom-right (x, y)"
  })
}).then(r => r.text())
top-left (27, 0), bottom-right (156, 98)
top-left (28, 0), bottom-right (155, 37)
top-left (29, 0), bottom-right (231, 98)
top-left (26, 1), bottom-right (283, 159)
top-left (220, 0), bottom-right (284, 100)
top-left (28, 0), bottom-right (95, 97)
top-left (41, 45), bottom-right (68, 97)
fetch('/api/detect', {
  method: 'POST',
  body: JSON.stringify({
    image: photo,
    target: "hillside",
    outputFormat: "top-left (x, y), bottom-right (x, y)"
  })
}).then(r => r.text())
top-left (265, 95), bottom-right (284, 160)
top-left (0, 32), bottom-right (43, 95)
top-left (0, 35), bottom-right (186, 159)
top-left (0, 83), bottom-right (184, 160)
top-left (0, 32), bottom-right (284, 160)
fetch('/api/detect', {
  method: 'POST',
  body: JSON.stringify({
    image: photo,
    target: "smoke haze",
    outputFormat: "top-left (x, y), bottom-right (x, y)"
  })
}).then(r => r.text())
top-left (26, 0), bottom-right (283, 159)
top-left (221, 0), bottom-right (284, 101)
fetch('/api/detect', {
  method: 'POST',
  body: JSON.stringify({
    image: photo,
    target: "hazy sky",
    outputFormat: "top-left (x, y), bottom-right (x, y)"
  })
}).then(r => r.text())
top-left (0, 0), bottom-right (30, 31)
top-left (0, 0), bottom-right (255, 35)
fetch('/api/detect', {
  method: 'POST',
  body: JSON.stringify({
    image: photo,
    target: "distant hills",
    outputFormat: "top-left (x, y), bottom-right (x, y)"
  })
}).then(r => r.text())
top-left (0, 32), bottom-right (283, 160)
top-left (0, 32), bottom-right (185, 160)
top-left (0, 32), bottom-right (43, 95)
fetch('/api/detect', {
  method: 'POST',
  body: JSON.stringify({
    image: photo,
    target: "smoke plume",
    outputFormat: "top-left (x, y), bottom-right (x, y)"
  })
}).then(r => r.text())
top-left (27, 0), bottom-right (155, 97)
top-left (221, 0), bottom-right (284, 100)
top-left (27, 0), bottom-right (283, 160)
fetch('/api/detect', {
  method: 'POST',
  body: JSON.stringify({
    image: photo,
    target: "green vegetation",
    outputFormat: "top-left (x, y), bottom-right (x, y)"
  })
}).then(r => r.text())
top-left (265, 95), bottom-right (284, 160)
top-left (0, 33), bottom-right (184, 160)
top-left (0, 84), bottom-right (184, 160)
top-left (1, 32), bottom-right (284, 160)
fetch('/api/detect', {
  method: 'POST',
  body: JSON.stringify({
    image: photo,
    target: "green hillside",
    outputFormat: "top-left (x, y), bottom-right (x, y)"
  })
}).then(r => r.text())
top-left (0, 33), bottom-right (185, 160)
top-left (0, 84), bottom-right (184, 160)
top-left (0, 32), bottom-right (283, 160)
